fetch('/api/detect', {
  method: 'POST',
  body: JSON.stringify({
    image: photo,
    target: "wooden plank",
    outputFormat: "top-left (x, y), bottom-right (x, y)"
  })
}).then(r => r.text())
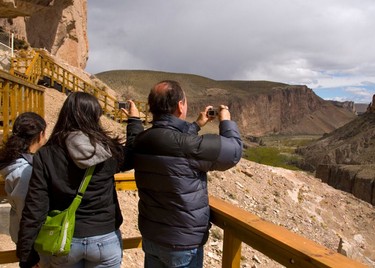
top-left (0, 69), bottom-right (44, 91)
top-left (115, 172), bottom-right (137, 191)
top-left (209, 196), bottom-right (367, 268)
top-left (123, 237), bottom-right (142, 249)
top-left (0, 237), bottom-right (143, 264)
top-left (0, 250), bottom-right (18, 264)
top-left (0, 180), bottom-right (6, 196)
top-left (222, 228), bottom-right (241, 268)
top-left (0, 173), bottom-right (136, 197)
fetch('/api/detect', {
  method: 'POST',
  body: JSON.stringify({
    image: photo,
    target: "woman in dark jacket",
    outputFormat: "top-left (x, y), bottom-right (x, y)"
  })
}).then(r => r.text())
top-left (16, 92), bottom-right (143, 268)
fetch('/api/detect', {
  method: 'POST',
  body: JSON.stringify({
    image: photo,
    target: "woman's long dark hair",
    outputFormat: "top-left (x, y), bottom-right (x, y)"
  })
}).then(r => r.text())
top-left (48, 92), bottom-right (124, 166)
top-left (0, 112), bottom-right (46, 164)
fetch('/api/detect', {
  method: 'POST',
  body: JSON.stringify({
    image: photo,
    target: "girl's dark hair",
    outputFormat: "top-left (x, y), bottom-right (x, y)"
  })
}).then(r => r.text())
top-left (48, 92), bottom-right (124, 166)
top-left (148, 80), bottom-right (185, 119)
top-left (0, 112), bottom-right (46, 164)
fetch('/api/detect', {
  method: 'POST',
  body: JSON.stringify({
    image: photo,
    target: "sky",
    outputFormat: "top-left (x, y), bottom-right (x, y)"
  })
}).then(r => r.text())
top-left (86, 0), bottom-right (375, 104)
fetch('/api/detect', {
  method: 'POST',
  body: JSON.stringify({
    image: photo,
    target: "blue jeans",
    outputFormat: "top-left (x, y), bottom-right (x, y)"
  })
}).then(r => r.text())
top-left (142, 238), bottom-right (204, 268)
top-left (39, 230), bottom-right (123, 268)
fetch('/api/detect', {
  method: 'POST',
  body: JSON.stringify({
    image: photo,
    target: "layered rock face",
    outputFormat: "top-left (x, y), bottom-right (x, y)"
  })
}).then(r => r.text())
top-left (233, 85), bottom-right (352, 136)
top-left (0, 0), bottom-right (88, 69)
top-left (188, 85), bottom-right (356, 136)
top-left (298, 102), bottom-right (375, 206)
top-left (316, 164), bottom-right (375, 206)
top-left (298, 112), bottom-right (375, 170)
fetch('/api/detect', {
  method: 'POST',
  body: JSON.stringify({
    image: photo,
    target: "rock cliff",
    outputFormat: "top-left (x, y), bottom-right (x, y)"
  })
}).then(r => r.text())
top-left (297, 111), bottom-right (375, 170)
top-left (95, 70), bottom-right (357, 137)
top-left (316, 164), bottom-right (375, 206)
top-left (221, 85), bottom-right (356, 136)
top-left (297, 98), bottom-right (375, 205)
top-left (0, 0), bottom-right (88, 69)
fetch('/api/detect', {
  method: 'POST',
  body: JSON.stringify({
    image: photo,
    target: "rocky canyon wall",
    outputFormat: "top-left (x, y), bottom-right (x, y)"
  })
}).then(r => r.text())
top-left (300, 98), bottom-right (375, 206)
top-left (316, 164), bottom-right (375, 206)
top-left (188, 85), bottom-right (356, 137)
top-left (0, 0), bottom-right (88, 69)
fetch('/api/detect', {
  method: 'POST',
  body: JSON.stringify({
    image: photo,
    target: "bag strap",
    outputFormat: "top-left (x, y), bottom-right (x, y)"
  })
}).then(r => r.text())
top-left (77, 165), bottom-right (96, 195)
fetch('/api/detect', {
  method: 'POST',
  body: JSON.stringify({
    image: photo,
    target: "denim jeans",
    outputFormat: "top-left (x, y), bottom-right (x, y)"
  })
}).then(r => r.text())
top-left (142, 238), bottom-right (204, 268)
top-left (39, 230), bottom-right (123, 268)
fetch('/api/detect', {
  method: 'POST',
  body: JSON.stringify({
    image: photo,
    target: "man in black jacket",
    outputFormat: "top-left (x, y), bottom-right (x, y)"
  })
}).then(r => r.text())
top-left (133, 80), bottom-right (242, 267)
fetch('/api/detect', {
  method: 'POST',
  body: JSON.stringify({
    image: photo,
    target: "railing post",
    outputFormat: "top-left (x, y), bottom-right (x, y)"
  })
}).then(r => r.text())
top-left (2, 81), bottom-right (10, 141)
top-left (222, 228), bottom-right (242, 268)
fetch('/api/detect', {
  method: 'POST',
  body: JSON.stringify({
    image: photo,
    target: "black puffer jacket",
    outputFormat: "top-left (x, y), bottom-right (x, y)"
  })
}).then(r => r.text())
top-left (133, 115), bottom-right (242, 249)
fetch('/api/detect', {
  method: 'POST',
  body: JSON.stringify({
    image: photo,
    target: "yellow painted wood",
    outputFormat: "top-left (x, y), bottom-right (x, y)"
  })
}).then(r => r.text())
top-left (222, 228), bottom-right (242, 268)
top-left (0, 69), bottom-right (44, 142)
top-left (0, 250), bottom-right (18, 264)
top-left (209, 196), bottom-right (367, 268)
top-left (0, 180), bottom-right (6, 196)
top-left (123, 236), bottom-right (142, 250)
top-left (0, 237), bottom-right (143, 264)
top-left (115, 173), bottom-right (137, 191)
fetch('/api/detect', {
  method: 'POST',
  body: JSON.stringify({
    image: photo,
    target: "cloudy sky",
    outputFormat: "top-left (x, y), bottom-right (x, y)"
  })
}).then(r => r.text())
top-left (86, 0), bottom-right (375, 104)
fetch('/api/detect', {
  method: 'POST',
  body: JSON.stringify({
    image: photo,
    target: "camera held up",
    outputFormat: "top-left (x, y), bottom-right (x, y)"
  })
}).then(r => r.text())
top-left (207, 108), bottom-right (218, 117)
top-left (118, 101), bottom-right (130, 110)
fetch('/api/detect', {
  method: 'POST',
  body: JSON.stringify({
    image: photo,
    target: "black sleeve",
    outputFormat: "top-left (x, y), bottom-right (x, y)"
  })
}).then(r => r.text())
top-left (16, 152), bottom-right (48, 266)
top-left (120, 117), bottom-right (144, 171)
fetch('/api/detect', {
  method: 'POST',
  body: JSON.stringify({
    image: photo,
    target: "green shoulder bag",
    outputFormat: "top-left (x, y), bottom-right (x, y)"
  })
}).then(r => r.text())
top-left (34, 165), bottom-right (95, 256)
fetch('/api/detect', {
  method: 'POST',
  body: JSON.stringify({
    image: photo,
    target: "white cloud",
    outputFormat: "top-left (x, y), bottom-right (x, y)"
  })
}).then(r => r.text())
top-left (345, 87), bottom-right (374, 98)
top-left (86, 0), bottom-right (375, 103)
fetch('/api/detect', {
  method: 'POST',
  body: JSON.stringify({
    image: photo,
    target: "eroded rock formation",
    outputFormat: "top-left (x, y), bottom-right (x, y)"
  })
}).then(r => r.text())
top-left (367, 94), bottom-right (375, 113)
top-left (298, 101), bottom-right (375, 205)
top-left (316, 164), bottom-right (375, 206)
top-left (0, 0), bottom-right (88, 69)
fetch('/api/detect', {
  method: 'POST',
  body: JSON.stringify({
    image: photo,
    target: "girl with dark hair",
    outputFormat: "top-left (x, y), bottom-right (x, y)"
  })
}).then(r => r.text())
top-left (16, 92), bottom-right (144, 268)
top-left (0, 112), bottom-right (47, 243)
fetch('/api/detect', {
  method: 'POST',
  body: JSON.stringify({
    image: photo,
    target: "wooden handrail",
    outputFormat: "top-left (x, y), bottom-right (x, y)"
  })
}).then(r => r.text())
top-left (209, 196), bottom-right (367, 268)
top-left (0, 237), bottom-right (142, 264)
top-left (10, 49), bottom-right (150, 124)
top-left (0, 69), bottom-right (45, 142)
top-left (0, 173), bottom-right (368, 267)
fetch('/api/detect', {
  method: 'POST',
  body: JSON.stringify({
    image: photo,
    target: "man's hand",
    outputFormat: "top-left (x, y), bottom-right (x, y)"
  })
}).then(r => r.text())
top-left (121, 100), bottom-right (140, 118)
top-left (195, 105), bottom-right (231, 127)
top-left (195, 106), bottom-right (213, 127)
top-left (218, 105), bottom-right (231, 121)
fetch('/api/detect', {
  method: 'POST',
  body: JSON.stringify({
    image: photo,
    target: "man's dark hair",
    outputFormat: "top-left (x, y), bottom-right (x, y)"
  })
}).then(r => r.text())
top-left (148, 80), bottom-right (185, 119)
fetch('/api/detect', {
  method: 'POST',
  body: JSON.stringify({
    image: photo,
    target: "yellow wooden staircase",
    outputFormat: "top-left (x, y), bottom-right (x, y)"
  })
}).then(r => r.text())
top-left (0, 48), bottom-right (150, 142)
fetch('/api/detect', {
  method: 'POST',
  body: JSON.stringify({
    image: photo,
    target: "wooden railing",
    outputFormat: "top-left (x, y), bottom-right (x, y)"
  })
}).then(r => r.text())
top-left (9, 49), bottom-right (150, 124)
top-left (0, 173), bottom-right (367, 267)
top-left (0, 69), bottom-right (44, 142)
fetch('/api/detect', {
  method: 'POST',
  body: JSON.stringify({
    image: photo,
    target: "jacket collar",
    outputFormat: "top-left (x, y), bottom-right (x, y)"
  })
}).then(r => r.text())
top-left (152, 114), bottom-right (191, 133)
top-left (21, 153), bottom-right (33, 165)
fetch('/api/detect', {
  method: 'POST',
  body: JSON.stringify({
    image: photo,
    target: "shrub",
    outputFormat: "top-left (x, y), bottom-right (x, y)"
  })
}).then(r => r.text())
top-left (244, 146), bottom-right (300, 170)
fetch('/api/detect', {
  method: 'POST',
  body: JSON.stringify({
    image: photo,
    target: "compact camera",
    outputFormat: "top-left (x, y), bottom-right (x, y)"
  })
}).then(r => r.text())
top-left (207, 108), bottom-right (218, 117)
top-left (118, 101), bottom-right (130, 110)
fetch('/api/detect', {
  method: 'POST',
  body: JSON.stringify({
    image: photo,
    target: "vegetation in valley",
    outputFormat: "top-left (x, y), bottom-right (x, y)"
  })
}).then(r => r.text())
top-left (243, 135), bottom-right (320, 170)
